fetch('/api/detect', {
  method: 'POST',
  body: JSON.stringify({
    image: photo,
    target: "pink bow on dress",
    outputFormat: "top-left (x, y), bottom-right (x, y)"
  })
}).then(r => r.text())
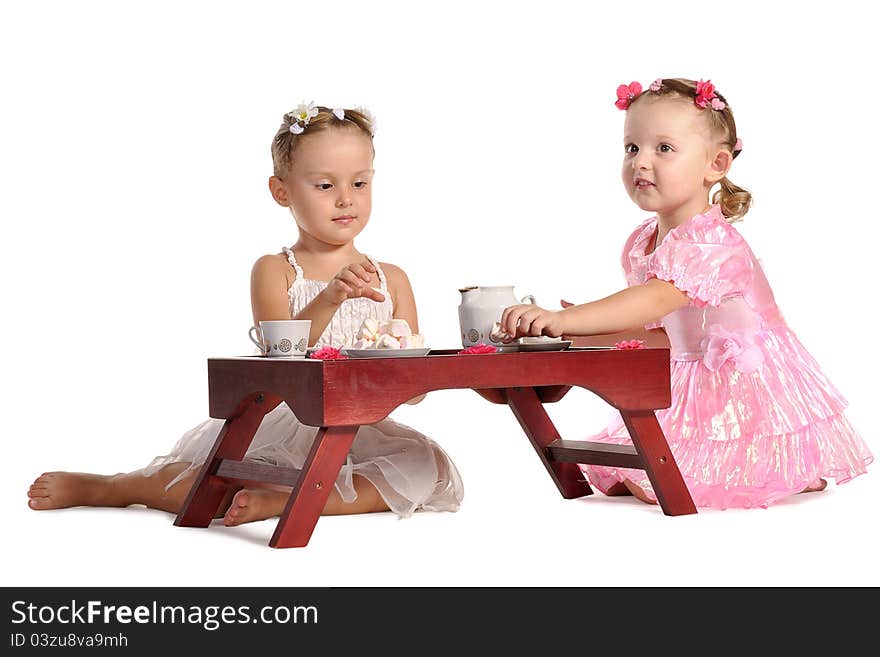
top-left (701, 325), bottom-right (763, 373)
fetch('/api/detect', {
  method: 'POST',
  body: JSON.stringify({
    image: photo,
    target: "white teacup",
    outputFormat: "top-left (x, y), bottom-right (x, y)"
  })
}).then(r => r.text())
top-left (248, 320), bottom-right (311, 358)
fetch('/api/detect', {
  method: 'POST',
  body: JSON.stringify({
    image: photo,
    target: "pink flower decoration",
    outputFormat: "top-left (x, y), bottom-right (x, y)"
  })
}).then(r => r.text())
top-left (694, 79), bottom-right (725, 110)
top-left (734, 138), bottom-right (743, 152)
top-left (459, 343), bottom-right (498, 355)
top-left (701, 326), bottom-right (763, 373)
top-left (614, 339), bottom-right (646, 350)
top-left (615, 81), bottom-right (643, 110)
top-left (649, 78), bottom-right (663, 92)
top-left (309, 346), bottom-right (349, 360)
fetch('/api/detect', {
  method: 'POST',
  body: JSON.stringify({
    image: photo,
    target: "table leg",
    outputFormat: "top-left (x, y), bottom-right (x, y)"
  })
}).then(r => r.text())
top-left (619, 410), bottom-right (696, 516)
top-left (175, 393), bottom-right (282, 528)
top-left (504, 387), bottom-right (594, 499)
top-left (269, 425), bottom-right (359, 548)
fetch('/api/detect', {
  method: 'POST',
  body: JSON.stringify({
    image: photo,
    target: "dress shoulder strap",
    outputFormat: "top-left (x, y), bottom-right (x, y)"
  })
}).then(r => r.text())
top-left (365, 255), bottom-right (388, 291)
top-left (281, 246), bottom-right (305, 281)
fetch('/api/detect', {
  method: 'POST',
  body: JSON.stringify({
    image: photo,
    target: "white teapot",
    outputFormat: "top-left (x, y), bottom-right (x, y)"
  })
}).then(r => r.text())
top-left (458, 285), bottom-right (536, 347)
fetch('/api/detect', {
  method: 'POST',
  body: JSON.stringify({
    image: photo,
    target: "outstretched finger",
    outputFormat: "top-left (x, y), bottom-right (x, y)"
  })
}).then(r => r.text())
top-left (362, 287), bottom-right (385, 302)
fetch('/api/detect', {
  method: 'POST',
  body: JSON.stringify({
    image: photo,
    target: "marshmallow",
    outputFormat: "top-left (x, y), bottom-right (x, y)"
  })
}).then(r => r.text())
top-left (490, 321), bottom-right (511, 342)
top-left (387, 319), bottom-right (412, 338)
top-left (358, 317), bottom-right (380, 341)
top-left (351, 317), bottom-right (426, 349)
top-left (399, 334), bottom-right (425, 348)
top-left (375, 334), bottom-right (401, 349)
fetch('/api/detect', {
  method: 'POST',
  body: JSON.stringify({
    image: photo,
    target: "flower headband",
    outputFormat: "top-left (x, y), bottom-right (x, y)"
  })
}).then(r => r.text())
top-left (617, 78), bottom-right (742, 155)
top-left (615, 78), bottom-right (726, 111)
top-left (283, 102), bottom-right (376, 136)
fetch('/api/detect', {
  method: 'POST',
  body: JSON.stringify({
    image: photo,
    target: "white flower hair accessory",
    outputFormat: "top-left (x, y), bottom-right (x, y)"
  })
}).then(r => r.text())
top-left (332, 107), bottom-right (345, 120)
top-left (354, 105), bottom-right (376, 136)
top-left (285, 101), bottom-right (319, 134)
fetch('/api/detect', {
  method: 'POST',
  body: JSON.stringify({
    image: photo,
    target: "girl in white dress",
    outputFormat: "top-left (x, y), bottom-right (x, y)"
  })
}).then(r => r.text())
top-left (27, 104), bottom-right (464, 525)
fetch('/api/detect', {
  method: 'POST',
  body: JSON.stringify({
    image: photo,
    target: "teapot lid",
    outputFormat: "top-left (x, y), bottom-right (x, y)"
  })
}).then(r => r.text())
top-left (458, 286), bottom-right (479, 293)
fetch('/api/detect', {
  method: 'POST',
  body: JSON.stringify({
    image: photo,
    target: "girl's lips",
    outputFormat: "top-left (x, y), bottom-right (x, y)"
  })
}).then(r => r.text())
top-left (332, 215), bottom-right (355, 225)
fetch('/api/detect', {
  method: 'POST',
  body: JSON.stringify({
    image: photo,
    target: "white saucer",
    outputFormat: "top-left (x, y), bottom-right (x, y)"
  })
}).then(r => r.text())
top-left (496, 340), bottom-right (572, 353)
top-left (341, 348), bottom-right (431, 359)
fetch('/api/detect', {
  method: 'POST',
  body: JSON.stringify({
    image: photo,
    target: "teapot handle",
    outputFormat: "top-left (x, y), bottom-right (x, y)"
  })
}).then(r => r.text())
top-left (520, 294), bottom-right (536, 305)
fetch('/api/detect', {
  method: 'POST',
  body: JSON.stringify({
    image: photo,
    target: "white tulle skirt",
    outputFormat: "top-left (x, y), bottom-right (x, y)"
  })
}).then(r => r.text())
top-left (142, 403), bottom-right (464, 518)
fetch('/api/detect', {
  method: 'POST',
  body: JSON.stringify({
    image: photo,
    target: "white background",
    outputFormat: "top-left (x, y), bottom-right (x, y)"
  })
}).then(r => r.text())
top-left (2, 1), bottom-right (877, 587)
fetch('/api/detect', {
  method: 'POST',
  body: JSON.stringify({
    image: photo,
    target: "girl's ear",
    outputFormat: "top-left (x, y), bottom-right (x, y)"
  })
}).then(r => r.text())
top-left (268, 176), bottom-right (290, 207)
top-left (706, 149), bottom-right (733, 185)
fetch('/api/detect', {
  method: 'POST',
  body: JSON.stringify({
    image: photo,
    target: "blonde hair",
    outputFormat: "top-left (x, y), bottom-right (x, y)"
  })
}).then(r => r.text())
top-left (270, 106), bottom-right (374, 179)
top-left (631, 78), bottom-right (752, 222)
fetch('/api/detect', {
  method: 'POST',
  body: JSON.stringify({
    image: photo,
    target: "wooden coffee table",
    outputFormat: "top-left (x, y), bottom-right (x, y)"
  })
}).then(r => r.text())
top-left (175, 345), bottom-right (695, 548)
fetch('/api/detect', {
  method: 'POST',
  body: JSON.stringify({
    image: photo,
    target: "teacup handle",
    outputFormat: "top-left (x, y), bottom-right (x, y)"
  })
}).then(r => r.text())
top-left (520, 294), bottom-right (536, 305)
top-left (248, 326), bottom-right (267, 355)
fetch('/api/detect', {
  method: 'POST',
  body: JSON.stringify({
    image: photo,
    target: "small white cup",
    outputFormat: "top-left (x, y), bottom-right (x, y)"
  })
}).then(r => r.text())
top-left (248, 320), bottom-right (311, 358)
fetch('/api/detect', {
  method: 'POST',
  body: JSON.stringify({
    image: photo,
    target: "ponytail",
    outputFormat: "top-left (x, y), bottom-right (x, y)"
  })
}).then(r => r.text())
top-left (712, 176), bottom-right (752, 222)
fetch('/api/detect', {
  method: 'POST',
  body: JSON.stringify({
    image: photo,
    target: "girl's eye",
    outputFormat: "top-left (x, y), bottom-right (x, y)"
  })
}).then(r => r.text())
top-left (353, 181), bottom-right (368, 189)
top-left (317, 183), bottom-right (333, 190)
top-left (625, 144), bottom-right (638, 154)
top-left (658, 144), bottom-right (672, 153)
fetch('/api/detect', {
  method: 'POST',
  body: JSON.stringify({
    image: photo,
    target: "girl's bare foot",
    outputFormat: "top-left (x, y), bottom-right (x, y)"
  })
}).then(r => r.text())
top-left (603, 481), bottom-right (634, 496)
top-left (801, 478), bottom-right (827, 493)
top-left (222, 488), bottom-right (290, 526)
top-left (623, 479), bottom-right (657, 505)
top-left (28, 472), bottom-right (125, 510)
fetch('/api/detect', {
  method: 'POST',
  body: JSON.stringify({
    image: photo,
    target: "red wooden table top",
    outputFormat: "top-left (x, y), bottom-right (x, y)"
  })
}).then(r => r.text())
top-left (207, 347), bottom-right (671, 426)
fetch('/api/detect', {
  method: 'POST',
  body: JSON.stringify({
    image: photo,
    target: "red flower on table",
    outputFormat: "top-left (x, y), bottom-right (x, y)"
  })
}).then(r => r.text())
top-left (309, 346), bottom-right (349, 360)
top-left (459, 343), bottom-right (498, 355)
top-left (614, 339), bottom-right (646, 350)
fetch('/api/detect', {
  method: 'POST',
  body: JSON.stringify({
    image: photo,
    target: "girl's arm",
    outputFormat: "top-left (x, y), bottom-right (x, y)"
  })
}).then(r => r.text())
top-left (502, 278), bottom-right (689, 338)
top-left (560, 279), bottom-right (690, 335)
top-left (381, 262), bottom-right (419, 333)
top-left (251, 254), bottom-right (385, 347)
top-left (382, 262), bottom-right (424, 404)
top-left (250, 255), bottom-right (295, 324)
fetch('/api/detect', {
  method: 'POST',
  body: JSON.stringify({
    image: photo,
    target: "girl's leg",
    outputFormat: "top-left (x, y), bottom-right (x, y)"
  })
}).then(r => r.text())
top-left (27, 464), bottom-right (239, 518)
top-left (28, 466), bottom-right (389, 523)
top-left (222, 475), bottom-right (390, 526)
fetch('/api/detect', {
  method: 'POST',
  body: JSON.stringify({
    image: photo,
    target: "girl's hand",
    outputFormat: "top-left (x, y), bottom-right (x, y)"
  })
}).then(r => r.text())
top-left (500, 303), bottom-right (565, 340)
top-left (322, 260), bottom-right (386, 306)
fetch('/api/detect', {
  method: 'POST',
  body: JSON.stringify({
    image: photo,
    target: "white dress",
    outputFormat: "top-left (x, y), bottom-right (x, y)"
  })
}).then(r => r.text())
top-left (143, 248), bottom-right (464, 517)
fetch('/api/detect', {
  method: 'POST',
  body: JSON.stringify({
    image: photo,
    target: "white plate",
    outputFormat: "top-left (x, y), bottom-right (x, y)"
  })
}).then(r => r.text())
top-left (341, 348), bottom-right (431, 359)
top-left (496, 340), bottom-right (572, 353)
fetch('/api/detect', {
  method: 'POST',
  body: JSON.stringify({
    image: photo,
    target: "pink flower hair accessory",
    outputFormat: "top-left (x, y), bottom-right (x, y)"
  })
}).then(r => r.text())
top-left (309, 346), bottom-right (349, 360)
top-left (615, 81), bottom-right (643, 110)
top-left (649, 78), bottom-right (663, 92)
top-left (694, 79), bottom-right (725, 111)
top-left (614, 339), bottom-right (646, 350)
top-left (459, 343), bottom-right (498, 355)
top-left (734, 138), bottom-right (743, 153)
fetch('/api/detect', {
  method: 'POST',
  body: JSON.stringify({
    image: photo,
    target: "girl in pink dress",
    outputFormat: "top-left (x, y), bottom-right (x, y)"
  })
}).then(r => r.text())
top-left (499, 78), bottom-right (873, 509)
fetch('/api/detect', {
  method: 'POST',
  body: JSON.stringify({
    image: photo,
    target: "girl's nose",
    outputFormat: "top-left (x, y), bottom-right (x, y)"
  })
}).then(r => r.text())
top-left (634, 152), bottom-right (652, 171)
top-left (335, 193), bottom-right (352, 208)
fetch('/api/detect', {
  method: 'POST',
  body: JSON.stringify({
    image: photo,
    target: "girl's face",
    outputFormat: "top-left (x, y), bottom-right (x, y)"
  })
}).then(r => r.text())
top-left (272, 127), bottom-right (374, 247)
top-left (622, 96), bottom-right (727, 223)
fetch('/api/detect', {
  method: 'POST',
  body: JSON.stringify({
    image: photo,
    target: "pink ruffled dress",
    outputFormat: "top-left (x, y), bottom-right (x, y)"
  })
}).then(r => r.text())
top-left (581, 206), bottom-right (873, 509)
